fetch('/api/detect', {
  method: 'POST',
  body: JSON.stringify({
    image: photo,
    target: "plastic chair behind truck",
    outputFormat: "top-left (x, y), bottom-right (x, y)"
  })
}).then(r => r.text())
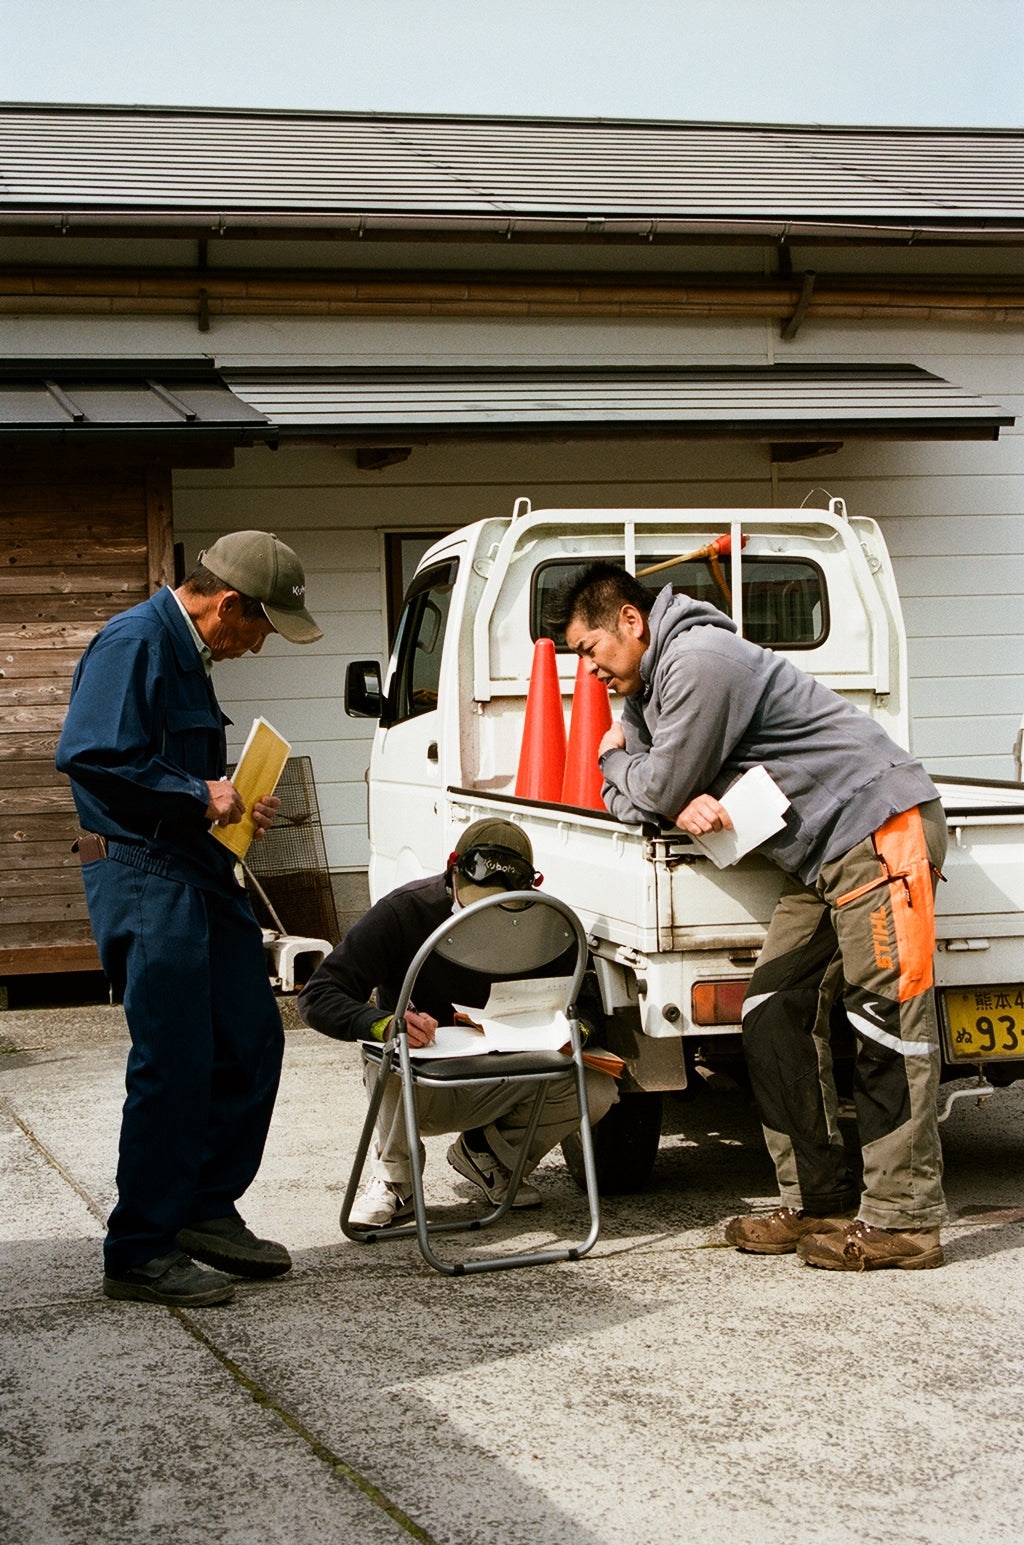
top-left (340, 889), bottom-right (601, 1275)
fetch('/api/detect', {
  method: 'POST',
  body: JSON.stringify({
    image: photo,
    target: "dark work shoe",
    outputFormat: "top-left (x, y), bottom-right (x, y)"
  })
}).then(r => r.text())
top-left (797, 1220), bottom-right (944, 1271)
top-left (103, 1248), bottom-right (235, 1306)
top-left (176, 1217), bottom-right (292, 1279)
top-left (724, 1206), bottom-right (858, 1255)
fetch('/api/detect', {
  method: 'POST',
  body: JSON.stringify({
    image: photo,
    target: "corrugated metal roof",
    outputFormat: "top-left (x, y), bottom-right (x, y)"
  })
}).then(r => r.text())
top-left (1, 106), bottom-right (1023, 230)
top-left (0, 359), bottom-right (273, 440)
top-left (224, 365), bottom-right (1013, 440)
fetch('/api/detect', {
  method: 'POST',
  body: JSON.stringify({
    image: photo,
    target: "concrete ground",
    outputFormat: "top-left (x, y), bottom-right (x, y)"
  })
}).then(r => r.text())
top-left (2, 998), bottom-right (1023, 1545)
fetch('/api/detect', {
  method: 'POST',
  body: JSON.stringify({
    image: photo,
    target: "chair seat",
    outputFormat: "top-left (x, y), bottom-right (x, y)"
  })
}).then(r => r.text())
top-left (362, 1043), bottom-right (574, 1081)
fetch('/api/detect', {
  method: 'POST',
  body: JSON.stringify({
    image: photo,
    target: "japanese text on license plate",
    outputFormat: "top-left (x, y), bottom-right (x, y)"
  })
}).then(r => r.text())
top-left (942, 985), bottom-right (1024, 1061)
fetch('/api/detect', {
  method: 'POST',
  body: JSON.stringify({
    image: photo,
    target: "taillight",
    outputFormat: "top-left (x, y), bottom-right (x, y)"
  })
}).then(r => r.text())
top-left (691, 979), bottom-right (749, 1026)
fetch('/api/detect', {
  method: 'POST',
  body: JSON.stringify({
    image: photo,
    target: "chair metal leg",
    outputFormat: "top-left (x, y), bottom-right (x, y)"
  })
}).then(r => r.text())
top-left (339, 1042), bottom-right (399, 1241)
top-left (378, 1046), bottom-right (602, 1276)
top-left (568, 1054), bottom-right (602, 1255)
top-left (447, 1052), bottom-right (601, 1275)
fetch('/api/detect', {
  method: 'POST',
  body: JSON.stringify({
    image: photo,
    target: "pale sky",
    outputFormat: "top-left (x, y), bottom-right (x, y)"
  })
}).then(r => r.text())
top-left (0, 0), bottom-right (1022, 127)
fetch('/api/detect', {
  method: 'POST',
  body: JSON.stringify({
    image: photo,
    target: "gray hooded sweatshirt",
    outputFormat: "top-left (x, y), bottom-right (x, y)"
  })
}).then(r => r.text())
top-left (598, 585), bottom-right (938, 886)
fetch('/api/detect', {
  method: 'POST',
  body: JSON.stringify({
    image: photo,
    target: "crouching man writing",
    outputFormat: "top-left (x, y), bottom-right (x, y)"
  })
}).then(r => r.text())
top-left (297, 819), bottom-right (618, 1229)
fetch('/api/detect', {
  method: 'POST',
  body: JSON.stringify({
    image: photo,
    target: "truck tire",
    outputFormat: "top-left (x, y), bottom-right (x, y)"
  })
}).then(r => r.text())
top-left (561, 1090), bottom-right (663, 1195)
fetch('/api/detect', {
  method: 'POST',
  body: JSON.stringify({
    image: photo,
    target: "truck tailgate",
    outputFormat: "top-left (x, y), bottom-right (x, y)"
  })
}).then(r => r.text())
top-left (935, 780), bottom-right (1024, 987)
top-left (448, 790), bottom-right (660, 951)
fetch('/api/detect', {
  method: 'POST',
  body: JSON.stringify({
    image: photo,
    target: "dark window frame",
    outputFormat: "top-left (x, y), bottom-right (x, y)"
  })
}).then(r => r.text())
top-left (384, 531), bottom-right (449, 644)
top-left (382, 557), bottom-right (459, 727)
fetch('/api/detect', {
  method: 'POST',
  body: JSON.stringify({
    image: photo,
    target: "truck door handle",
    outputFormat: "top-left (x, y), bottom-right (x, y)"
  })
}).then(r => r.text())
top-left (427, 741), bottom-right (438, 762)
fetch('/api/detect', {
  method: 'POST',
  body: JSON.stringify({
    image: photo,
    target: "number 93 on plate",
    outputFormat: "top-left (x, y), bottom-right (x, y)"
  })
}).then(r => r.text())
top-left (941, 985), bottom-right (1024, 1062)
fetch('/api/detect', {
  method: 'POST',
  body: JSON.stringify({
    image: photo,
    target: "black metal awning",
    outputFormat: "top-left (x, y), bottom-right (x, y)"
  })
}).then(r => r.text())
top-left (0, 359), bottom-right (275, 444)
top-left (0, 361), bottom-right (1011, 451)
top-left (222, 364), bottom-right (1013, 445)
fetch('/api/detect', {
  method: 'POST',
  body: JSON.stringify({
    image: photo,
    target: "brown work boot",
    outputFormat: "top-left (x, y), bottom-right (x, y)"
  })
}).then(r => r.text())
top-left (797, 1219), bottom-right (943, 1271)
top-left (724, 1206), bottom-right (857, 1255)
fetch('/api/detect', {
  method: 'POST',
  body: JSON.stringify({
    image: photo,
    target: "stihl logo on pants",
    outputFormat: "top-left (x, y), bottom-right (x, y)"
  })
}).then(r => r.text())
top-left (870, 905), bottom-right (894, 971)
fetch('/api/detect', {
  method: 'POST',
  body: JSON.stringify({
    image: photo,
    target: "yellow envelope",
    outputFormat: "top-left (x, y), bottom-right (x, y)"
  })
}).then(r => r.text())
top-left (212, 716), bottom-right (291, 861)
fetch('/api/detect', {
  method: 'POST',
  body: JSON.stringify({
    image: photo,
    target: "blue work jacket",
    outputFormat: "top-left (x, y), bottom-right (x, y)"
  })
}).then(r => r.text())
top-left (56, 586), bottom-right (241, 895)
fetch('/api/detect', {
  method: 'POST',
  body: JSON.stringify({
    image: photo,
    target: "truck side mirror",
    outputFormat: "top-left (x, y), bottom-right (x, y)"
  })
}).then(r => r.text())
top-left (345, 660), bottom-right (383, 719)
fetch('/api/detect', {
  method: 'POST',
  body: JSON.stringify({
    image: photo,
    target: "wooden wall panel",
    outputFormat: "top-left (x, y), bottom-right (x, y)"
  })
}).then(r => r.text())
top-left (0, 462), bottom-right (171, 976)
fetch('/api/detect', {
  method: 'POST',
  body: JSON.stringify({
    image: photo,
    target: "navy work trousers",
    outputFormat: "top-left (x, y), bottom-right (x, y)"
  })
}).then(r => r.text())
top-left (82, 858), bottom-right (284, 1273)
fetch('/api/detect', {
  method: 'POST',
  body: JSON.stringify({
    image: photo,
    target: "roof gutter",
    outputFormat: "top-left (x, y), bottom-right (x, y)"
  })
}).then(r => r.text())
top-left (3, 210), bottom-right (1024, 246)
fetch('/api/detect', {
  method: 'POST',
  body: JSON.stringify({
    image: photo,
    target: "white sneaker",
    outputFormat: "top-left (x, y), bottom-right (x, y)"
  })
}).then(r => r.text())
top-left (446, 1134), bottom-right (542, 1208)
top-left (346, 1176), bottom-right (414, 1231)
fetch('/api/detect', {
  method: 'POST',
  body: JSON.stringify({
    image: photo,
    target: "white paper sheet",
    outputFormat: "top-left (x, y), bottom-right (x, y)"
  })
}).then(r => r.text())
top-left (687, 764), bottom-right (790, 868)
top-left (360, 1023), bottom-right (493, 1060)
top-left (359, 978), bottom-right (576, 1059)
top-left (452, 977), bottom-right (574, 1051)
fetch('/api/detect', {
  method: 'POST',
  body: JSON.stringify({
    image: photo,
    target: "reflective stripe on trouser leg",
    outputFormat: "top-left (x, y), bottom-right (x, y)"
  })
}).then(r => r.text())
top-left (742, 879), bottom-right (860, 1215)
top-left (821, 799), bottom-right (947, 1229)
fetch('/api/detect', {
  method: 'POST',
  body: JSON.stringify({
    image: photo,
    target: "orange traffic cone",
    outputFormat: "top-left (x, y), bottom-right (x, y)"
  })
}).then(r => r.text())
top-left (561, 658), bottom-right (612, 810)
top-left (515, 637), bottom-right (567, 802)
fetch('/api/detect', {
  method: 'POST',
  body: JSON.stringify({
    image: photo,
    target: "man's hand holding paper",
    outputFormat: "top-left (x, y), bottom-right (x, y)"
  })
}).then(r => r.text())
top-left (674, 792), bottom-right (733, 836)
top-left (250, 792), bottom-right (281, 838)
top-left (205, 778), bottom-right (246, 827)
top-left (675, 765), bottom-right (790, 868)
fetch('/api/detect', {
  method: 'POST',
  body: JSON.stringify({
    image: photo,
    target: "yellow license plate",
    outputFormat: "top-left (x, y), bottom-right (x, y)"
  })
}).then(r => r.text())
top-left (942, 985), bottom-right (1024, 1061)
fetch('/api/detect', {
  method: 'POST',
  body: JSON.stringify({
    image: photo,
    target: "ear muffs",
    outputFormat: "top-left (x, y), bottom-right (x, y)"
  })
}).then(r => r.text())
top-left (448, 845), bottom-right (541, 895)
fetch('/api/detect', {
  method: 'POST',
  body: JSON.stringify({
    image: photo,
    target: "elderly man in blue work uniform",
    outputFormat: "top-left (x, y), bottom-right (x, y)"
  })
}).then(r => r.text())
top-left (56, 531), bottom-right (322, 1307)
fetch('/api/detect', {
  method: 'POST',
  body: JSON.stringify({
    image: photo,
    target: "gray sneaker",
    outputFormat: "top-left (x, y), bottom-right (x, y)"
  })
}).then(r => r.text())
top-left (176, 1217), bottom-right (291, 1278)
top-left (446, 1134), bottom-right (541, 1208)
top-left (103, 1248), bottom-right (235, 1306)
top-left (347, 1176), bottom-right (415, 1231)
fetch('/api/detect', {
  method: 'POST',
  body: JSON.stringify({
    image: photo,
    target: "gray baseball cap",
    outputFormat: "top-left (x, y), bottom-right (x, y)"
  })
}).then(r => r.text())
top-left (199, 530), bottom-right (323, 644)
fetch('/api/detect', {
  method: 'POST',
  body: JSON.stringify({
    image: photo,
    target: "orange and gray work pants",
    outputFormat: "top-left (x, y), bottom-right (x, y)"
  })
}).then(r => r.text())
top-left (741, 799), bottom-right (948, 1231)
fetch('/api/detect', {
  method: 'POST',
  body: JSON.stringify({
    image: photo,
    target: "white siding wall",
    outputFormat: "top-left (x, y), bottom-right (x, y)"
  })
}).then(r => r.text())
top-left (785, 324), bottom-right (1024, 774)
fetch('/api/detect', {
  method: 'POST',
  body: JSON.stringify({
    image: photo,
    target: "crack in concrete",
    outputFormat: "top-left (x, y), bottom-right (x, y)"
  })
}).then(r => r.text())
top-left (174, 1310), bottom-right (441, 1545)
top-left (1, 1093), bottom-right (108, 1226)
top-left (2, 1091), bottom-right (440, 1544)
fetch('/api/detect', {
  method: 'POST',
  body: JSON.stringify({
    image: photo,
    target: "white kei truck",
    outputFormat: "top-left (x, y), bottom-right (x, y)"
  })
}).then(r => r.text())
top-left (345, 499), bottom-right (1024, 1192)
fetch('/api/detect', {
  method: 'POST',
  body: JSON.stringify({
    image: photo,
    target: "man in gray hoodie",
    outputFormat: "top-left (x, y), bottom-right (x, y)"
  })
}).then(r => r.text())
top-left (554, 561), bottom-right (947, 1271)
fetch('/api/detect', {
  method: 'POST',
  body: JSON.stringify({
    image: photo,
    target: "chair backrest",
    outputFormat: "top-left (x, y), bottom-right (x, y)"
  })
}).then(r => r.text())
top-left (393, 889), bottom-right (587, 1022)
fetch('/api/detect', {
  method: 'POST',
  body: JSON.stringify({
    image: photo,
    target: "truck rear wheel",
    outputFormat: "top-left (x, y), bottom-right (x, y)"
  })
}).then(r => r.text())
top-left (561, 1090), bottom-right (663, 1195)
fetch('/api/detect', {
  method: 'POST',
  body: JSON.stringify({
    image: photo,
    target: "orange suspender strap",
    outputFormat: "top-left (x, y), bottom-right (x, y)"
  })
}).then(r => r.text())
top-left (837, 807), bottom-right (937, 1002)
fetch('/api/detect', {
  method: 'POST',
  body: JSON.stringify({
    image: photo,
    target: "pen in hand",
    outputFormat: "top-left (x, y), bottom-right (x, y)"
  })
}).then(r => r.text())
top-left (402, 1005), bottom-right (438, 1049)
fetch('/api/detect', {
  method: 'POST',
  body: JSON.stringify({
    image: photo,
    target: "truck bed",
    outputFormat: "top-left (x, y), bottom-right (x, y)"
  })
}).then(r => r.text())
top-left (448, 775), bottom-right (1024, 1000)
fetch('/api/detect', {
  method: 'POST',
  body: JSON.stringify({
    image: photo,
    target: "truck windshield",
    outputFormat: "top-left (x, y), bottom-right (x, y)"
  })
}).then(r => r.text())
top-left (533, 555), bottom-right (827, 650)
top-left (384, 559), bottom-right (459, 725)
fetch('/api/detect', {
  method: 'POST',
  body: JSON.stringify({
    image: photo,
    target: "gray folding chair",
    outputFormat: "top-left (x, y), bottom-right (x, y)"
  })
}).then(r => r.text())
top-left (340, 889), bottom-right (601, 1275)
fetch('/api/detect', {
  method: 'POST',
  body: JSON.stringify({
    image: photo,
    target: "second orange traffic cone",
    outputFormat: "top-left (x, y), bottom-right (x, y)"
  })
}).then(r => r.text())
top-left (561, 658), bottom-right (612, 810)
top-left (515, 637), bottom-right (567, 802)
